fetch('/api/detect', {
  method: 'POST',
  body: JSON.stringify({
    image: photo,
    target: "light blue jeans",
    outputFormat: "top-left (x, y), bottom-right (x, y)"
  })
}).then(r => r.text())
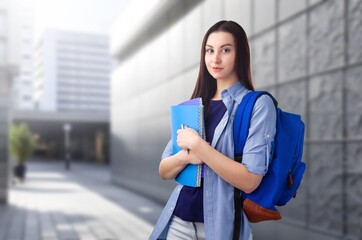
top-left (167, 215), bottom-right (205, 240)
top-left (166, 215), bottom-right (253, 240)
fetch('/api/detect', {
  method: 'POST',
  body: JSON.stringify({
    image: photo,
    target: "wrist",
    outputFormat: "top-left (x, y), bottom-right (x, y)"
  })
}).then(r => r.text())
top-left (176, 150), bottom-right (189, 166)
top-left (189, 134), bottom-right (202, 151)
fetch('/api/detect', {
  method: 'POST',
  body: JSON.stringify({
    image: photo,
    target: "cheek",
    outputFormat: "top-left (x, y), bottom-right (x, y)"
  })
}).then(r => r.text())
top-left (228, 55), bottom-right (236, 68)
top-left (204, 55), bottom-right (210, 65)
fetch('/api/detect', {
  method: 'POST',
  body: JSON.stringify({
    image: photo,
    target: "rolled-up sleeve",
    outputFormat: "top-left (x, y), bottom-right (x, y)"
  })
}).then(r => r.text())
top-left (161, 139), bottom-right (173, 160)
top-left (242, 95), bottom-right (277, 175)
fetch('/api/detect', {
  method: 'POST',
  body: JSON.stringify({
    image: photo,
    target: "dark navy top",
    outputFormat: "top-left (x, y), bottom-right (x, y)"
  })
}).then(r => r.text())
top-left (173, 100), bottom-right (227, 222)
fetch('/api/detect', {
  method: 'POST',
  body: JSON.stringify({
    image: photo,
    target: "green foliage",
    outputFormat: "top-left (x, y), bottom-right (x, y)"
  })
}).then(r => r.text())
top-left (8, 123), bottom-right (35, 164)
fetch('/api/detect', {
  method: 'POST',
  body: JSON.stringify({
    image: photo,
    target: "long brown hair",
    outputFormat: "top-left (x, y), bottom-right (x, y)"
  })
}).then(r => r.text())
top-left (191, 20), bottom-right (254, 114)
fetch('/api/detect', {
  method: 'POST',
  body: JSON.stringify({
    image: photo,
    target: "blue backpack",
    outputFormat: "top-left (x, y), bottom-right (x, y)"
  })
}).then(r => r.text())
top-left (232, 91), bottom-right (306, 237)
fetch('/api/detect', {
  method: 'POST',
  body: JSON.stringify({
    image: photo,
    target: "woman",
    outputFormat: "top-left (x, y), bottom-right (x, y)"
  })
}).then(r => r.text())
top-left (150, 20), bottom-right (276, 240)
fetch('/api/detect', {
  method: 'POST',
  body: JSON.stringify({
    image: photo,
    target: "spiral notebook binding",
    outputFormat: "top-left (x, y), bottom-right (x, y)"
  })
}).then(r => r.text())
top-left (196, 98), bottom-right (205, 186)
top-left (199, 98), bottom-right (206, 140)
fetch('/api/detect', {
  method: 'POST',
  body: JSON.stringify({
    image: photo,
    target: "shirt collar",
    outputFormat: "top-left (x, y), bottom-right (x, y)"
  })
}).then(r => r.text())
top-left (221, 81), bottom-right (248, 105)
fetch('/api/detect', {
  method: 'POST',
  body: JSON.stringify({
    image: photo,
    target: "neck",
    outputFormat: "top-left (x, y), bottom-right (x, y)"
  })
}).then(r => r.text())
top-left (213, 76), bottom-right (238, 100)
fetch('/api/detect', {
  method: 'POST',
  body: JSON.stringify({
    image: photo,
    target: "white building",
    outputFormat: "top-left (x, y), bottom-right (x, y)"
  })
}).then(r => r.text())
top-left (8, 0), bottom-right (35, 110)
top-left (34, 30), bottom-right (111, 113)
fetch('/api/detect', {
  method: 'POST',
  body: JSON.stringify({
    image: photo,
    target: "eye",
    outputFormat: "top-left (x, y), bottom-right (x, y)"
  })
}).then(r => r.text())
top-left (206, 48), bottom-right (214, 54)
top-left (222, 48), bottom-right (231, 53)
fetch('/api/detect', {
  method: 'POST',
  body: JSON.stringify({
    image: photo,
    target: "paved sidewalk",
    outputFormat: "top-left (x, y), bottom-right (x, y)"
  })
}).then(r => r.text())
top-left (0, 161), bottom-right (163, 240)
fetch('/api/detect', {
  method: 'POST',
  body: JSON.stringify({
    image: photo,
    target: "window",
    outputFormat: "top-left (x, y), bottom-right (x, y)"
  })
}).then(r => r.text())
top-left (0, 39), bottom-right (6, 65)
top-left (22, 95), bottom-right (32, 101)
top-left (0, 12), bottom-right (6, 36)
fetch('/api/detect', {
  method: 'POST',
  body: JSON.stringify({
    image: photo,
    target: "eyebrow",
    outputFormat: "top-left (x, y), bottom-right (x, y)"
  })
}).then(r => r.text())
top-left (206, 44), bottom-right (234, 48)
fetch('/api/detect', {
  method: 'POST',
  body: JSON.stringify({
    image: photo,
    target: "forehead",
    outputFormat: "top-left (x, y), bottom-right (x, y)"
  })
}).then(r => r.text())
top-left (206, 31), bottom-right (235, 47)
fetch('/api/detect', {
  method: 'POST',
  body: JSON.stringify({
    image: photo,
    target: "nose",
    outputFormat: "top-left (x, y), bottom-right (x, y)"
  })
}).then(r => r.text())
top-left (213, 52), bottom-right (221, 64)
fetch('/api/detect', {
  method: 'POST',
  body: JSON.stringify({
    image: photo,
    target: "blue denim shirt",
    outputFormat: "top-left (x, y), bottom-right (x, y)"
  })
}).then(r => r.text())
top-left (149, 82), bottom-right (276, 240)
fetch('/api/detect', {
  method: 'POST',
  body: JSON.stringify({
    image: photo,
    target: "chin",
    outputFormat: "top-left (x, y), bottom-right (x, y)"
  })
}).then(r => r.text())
top-left (212, 74), bottom-right (224, 79)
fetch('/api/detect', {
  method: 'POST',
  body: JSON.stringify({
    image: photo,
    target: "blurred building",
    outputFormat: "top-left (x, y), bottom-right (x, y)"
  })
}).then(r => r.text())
top-left (0, 0), bottom-right (9, 204)
top-left (110, 0), bottom-right (362, 239)
top-left (0, 0), bottom-right (19, 203)
top-left (10, 30), bottom-right (111, 163)
top-left (8, 0), bottom-right (35, 110)
top-left (34, 30), bottom-right (110, 113)
top-left (12, 110), bottom-right (109, 163)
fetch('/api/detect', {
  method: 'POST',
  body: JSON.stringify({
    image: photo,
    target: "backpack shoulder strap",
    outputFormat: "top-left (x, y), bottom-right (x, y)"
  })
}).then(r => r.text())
top-left (233, 90), bottom-right (277, 158)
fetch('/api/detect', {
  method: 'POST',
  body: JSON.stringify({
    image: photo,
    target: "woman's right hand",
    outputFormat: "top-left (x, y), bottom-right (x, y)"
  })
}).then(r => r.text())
top-left (176, 149), bottom-right (204, 165)
top-left (159, 150), bottom-right (204, 180)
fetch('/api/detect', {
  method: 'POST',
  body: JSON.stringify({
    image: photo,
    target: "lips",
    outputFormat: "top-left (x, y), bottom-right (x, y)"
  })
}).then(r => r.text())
top-left (212, 67), bottom-right (223, 72)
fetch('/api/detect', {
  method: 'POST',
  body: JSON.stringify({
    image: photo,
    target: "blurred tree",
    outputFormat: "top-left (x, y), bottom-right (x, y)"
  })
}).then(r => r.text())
top-left (8, 123), bottom-right (35, 181)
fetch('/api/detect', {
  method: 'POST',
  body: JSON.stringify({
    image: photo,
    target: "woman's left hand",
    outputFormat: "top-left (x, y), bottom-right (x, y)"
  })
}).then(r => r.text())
top-left (176, 126), bottom-right (202, 151)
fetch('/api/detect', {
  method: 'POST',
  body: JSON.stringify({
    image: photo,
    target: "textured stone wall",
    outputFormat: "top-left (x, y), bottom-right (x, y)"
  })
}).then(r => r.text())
top-left (111, 0), bottom-right (362, 239)
top-left (346, 64), bottom-right (362, 238)
top-left (250, 0), bottom-right (362, 239)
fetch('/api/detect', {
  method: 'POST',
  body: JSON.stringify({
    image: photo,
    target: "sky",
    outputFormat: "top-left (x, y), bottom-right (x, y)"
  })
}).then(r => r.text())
top-left (33, 0), bottom-right (129, 38)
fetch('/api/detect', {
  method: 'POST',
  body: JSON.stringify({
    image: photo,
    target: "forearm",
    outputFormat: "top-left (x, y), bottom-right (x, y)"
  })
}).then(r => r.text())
top-left (192, 140), bottom-right (262, 193)
top-left (159, 151), bottom-right (187, 180)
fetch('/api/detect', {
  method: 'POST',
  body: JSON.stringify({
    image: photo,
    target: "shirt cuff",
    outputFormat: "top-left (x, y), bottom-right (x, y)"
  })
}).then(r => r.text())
top-left (242, 151), bottom-right (268, 175)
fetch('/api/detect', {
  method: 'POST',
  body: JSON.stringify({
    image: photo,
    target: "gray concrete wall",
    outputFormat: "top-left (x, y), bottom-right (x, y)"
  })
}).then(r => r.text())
top-left (0, 0), bottom-right (10, 204)
top-left (111, 0), bottom-right (362, 239)
top-left (0, 69), bottom-right (10, 203)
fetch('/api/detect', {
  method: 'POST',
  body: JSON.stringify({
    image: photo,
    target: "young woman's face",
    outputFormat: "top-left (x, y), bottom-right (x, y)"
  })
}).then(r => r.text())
top-left (204, 31), bottom-right (237, 82)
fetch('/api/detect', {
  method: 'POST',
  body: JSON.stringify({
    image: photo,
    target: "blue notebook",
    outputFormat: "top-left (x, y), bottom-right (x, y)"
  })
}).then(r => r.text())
top-left (171, 98), bottom-right (205, 187)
